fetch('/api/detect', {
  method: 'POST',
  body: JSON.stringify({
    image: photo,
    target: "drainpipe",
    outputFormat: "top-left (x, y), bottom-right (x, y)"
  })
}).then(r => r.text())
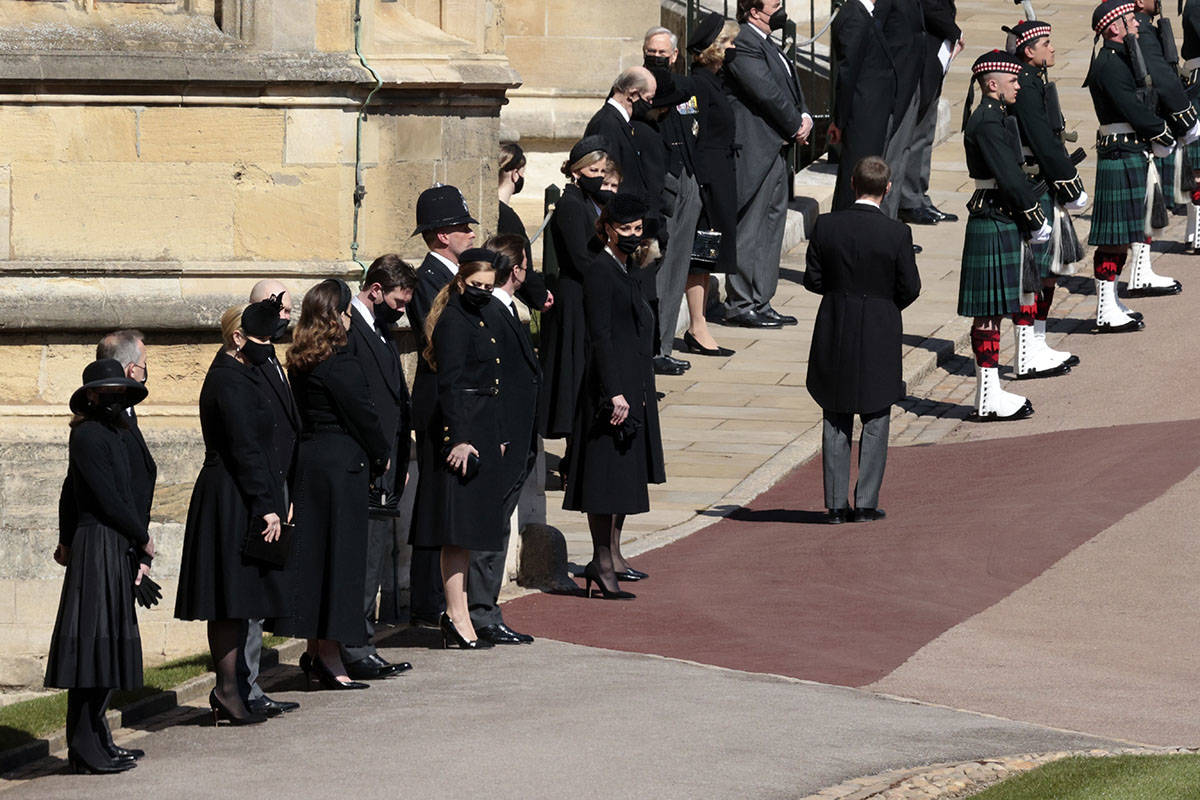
top-left (352, 0), bottom-right (384, 274)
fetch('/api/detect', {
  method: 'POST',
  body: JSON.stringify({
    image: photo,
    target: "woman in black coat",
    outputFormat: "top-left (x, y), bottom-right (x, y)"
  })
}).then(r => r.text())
top-left (46, 358), bottom-right (151, 773)
top-left (683, 15), bottom-right (739, 357)
top-left (537, 135), bottom-right (611, 443)
top-left (175, 299), bottom-right (289, 724)
top-left (275, 279), bottom-right (389, 688)
top-left (411, 250), bottom-right (506, 649)
top-left (563, 194), bottom-right (666, 598)
top-left (497, 142), bottom-right (551, 312)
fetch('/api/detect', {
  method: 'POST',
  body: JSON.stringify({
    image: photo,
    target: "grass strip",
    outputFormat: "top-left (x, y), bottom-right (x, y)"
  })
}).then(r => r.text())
top-left (0, 635), bottom-right (289, 753)
top-left (967, 754), bottom-right (1200, 800)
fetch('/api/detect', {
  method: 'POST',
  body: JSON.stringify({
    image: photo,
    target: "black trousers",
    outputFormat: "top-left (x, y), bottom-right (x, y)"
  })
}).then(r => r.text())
top-left (66, 688), bottom-right (114, 764)
top-left (344, 516), bottom-right (393, 662)
top-left (409, 429), bottom-right (445, 620)
top-left (467, 470), bottom-right (528, 629)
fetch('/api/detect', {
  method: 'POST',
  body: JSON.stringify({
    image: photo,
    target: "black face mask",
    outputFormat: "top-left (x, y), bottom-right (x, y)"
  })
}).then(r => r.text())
top-left (631, 98), bottom-right (653, 122)
top-left (615, 233), bottom-right (642, 255)
top-left (461, 285), bottom-right (493, 310)
top-left (768, 7), bottom-right (787, 30)
top-left (722, 46), bottom-right (737, 66)
top-left (597, 189), bottom-right (617, 206)
top-left (374, 299), bottom-right (404, 326)
top-left (270, 317), bottom-right (290, 343)
top-left (138, 366), bottom-right (149, 387)
top-left (241, 340), bottom-right (275, 367)
top-left (644, 54), bottom-right (671, 72)
top-left (577, 174), bottom-right (605, 198)
top-left (512, 175), bottom-right (524, 195)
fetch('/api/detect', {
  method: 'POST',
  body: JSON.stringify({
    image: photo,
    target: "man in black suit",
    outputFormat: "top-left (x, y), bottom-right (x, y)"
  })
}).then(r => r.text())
top-left (406, 185), bottom-right (478, 628)
top-left (340, 256), bottom-right (419, 677)
top-left (802, 157), bottom-right (921, 523)
top-left (584, 66), bottom-right (657, 202)
top-left (724, 0), bottom-right (811, 328)
top-left (470, 235), bottom-right (542, 645)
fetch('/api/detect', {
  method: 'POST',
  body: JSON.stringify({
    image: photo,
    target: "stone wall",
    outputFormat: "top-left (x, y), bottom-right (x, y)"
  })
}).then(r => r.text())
top-left (0, 0), bottom-right (518, 686)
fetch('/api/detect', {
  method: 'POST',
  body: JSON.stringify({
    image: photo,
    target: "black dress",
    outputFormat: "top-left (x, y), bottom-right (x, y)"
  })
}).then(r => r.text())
top-left (498, 200), bottom-right (550, 310)
top-left (46, 418), bottom-right (147, 690)
top-left (563, 249), bottom-right (666, 514)
top-left (538, 183), bottom-right (601, 438)
top-left (411, 293), bottom-right (506, 551)
top-left (691, 66), bottom-right (739, 275)
top-left (271, 349), bottom-right (388, 644)
top-left (175, 352), bottom-right (289, 621)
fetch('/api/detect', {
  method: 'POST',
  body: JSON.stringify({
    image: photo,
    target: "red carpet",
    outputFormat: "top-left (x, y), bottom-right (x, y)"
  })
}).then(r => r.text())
top-left (505, 419), bottom-right (1200, 687)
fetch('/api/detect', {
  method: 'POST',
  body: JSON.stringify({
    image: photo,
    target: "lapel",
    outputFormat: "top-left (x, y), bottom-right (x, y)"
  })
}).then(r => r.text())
top-left (500, 300), bottom-right (542, 375)
top-left (126, 408), bottom-right (157, 473)
top-left (351, 308), bottom-right (404, 402)
top-left (756, 27), bottom-right (802, 106)
top-left (260, 360), bottom-right (300, 431)
top-left (420, 252), bottom-right (454, 288)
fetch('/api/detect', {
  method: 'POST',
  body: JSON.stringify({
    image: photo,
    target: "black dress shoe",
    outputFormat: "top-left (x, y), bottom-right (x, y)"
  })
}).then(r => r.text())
top-left (923, 203), bottom-right (958, 223)
top-left (899, 206), bottom-right (941, 225)
top-left (826, 508), bottom-right (849, 524)
top-left (653, 356), bottom-right (686, 375)
top-left (409, 612), bottom-right (441, 629)
top-left (760, 307), bottom-right (798, 326)
top-left (107, 744), bottom-right (144, 761)
top-left (913, 244), bottom-right (923, 254)
top-left (366, 653), bottom-right (412, 675)
top-left (853, 507), bottom-right (887, 522)
top-left (664, 355), bottom-right (691, 370)
top-left (683, 331), bottom-right (735, 357)
top-left (246, 695), bottom-right (299, 716)
top-left (476, 623), bottom-right (534, 645)
top-left (726, 310), bottom-right (783, 329)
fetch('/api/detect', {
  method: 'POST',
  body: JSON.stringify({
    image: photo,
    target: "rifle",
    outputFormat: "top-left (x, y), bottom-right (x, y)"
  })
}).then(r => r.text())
top-left (1012, 0), bottom-right (1037, 21)
top-left (1126, 33), bottom-right (1159, 111)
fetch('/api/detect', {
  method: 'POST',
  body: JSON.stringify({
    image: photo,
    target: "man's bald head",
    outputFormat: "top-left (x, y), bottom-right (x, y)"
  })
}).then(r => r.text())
top-left (612, 66), bottom-right (657, 101)
top-left (249, 278), bottom-right (292, 320)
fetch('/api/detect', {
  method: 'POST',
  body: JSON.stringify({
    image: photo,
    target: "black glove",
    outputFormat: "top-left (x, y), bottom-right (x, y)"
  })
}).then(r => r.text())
top-left (134, 574), bottom-right (162, 609)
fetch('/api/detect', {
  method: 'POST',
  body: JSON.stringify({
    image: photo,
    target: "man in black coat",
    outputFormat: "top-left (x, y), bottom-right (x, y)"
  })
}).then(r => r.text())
top-left (803, 157), bottom-right (921, 523)
top-left (343, 257), bottom-right (418, 678)
top-left (94, 330), bottom-right (156, 528)
top-left (584, 66), bottom-right (657, 203)
top-left (471, 239), bottom-right (542, 644)
top-left (406, 185), bottom-right (478, 628)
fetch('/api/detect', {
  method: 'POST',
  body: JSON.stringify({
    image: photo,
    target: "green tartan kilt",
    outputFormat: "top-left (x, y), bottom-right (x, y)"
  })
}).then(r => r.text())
top-left (1088, 150), bottom-right (1147, 247)
top-left (1029, 192), bottom-right (1055, 278)
top-left (958, 213), bottom-right (1023, 318)
top-left (1155, 148), bottom-right (1183, 206)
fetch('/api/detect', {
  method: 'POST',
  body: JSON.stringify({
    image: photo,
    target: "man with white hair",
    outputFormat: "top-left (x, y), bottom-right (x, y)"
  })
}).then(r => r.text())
top-left (584, 66), bottom-right (657, 201)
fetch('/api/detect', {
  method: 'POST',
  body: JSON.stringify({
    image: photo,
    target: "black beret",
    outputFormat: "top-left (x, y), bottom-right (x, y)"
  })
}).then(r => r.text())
top-left (605, 193), bottom-right (648, 224)
top-left (568, 134), bottom-right (610, 166)
top-left (688, 12), bottom-right (725, 54)
top-left (242, 297), bottom-right (282, 339)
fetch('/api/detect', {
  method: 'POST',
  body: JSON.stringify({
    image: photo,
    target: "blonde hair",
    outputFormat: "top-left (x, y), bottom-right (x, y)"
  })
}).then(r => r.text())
top-left (219, 306), bottom-right (243, 348)
top-left (561, 150), bottom-right (607, 178)
top-left (695, 21), bottom-right (740, 68)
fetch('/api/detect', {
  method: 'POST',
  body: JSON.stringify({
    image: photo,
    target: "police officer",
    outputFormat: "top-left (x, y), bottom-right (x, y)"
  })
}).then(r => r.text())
top-left (958, 50), bottom-right (1051, 421)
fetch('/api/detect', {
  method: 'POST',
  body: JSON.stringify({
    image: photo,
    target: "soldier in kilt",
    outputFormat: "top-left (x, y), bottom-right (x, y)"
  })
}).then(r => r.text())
top-left (1179, 0), bottom-right (1200, 248)
top-left (959, 50), bottom-right (1053, 421)
top-left (1005, 20), bottom-right (1088, 378)
top-left (1086, 0), bottom-right (1180, 332)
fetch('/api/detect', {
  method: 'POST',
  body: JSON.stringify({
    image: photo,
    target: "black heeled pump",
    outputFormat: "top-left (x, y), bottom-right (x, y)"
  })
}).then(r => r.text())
top-left (584, 562), bottom-right (636, 600)
top-left (299, 652), bottom-right (369, 690)
top-left (208, 690), bottom-right (267, 726)
top-left (439, 613), bottom-right (494, 650)
top-left (683, 331), bottom-right (735, 357)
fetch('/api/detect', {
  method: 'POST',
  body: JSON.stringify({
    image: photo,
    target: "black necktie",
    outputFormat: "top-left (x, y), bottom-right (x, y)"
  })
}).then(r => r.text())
top-left (509, 302), bottom-right (518, 319)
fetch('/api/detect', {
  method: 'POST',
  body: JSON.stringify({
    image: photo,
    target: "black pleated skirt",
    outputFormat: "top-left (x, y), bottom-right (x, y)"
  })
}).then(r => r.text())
top-left (45, 524), bottom-right (143, 690)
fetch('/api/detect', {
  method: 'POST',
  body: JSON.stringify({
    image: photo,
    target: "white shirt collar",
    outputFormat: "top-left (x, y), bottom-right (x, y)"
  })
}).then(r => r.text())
top-left (430, 251), bottom-right (458, 276)
top-left (492, 286), bottom-right (515, 308)
top-left (350, 296), bottom-right (375, 327)
top-left (749, 23), bottom-right (769, 40)
top-left (854, 198), bottom-right (882, 209)
top-left (857, 0), bottom-right (875, 14)
top-left (607, 96), bottom-right (631, 123)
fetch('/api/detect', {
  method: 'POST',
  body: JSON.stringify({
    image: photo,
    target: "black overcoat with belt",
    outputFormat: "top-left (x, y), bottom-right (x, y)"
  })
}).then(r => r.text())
top-left (803, 203), bottom-right (922, 414)
top-left (538, 183), bottom-right (602, 438)
top-left (484, 294), bottom-right (543, 506)
top-left (175, 352), bottom-right (289, 621)
top-left (691, 65), bottom-right (739, 274)
top-left (563, 249), bottom-right (666, 515)
top-left (347, 305), bottom-right (411, 514)
top-left (411, 292), bottom-right (506, 551)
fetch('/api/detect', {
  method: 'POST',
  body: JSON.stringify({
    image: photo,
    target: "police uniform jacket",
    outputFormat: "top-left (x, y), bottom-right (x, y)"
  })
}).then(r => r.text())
top-left (1135, 11), bottom-right (1199, 134)
top-left (1012, 66), bottom-right (1086, 203)
top-left (1087, 39), bottom-right (1175, 153)
top-left (965, 97), bottom-right (1045, 230)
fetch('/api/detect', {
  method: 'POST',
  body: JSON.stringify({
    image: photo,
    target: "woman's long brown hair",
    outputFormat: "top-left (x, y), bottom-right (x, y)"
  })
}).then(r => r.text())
top-left (423, 260), bottom-right (495, 371)
top-left (287, 281), bottom-right (348, 372)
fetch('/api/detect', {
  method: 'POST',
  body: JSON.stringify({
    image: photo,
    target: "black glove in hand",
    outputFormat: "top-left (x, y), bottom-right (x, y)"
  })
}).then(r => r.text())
top-left (134, 574), bottom-right (162, 609)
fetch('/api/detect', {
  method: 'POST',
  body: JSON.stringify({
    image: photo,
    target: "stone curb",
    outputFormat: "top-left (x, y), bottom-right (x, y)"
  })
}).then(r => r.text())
top-left (799, 747), bottom-right (1200, 800)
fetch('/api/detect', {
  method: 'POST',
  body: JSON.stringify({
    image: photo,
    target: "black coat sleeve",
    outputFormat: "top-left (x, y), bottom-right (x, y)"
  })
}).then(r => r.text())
top-left (70, 423), bottom-right (149, 547)
top-left (408, 271), bottom-right (441, 352)
top-left (551, 194), bottom-right (597, 281)
top-left (1101, 53), bottom-right (1175, 143)
top-left (57, 475), bottom-right (77, 548)
top-left (1013, 78), bottom-right (1084, 202)
top-left (324, 354), bottom-right (390, 475)
top-left (831, 4), bottom-right (870, 130)
top-left (921, 0), bottom-right (960, 44)
top-left (893, 225), bottom-right (922, 310)
top-left (582, 260), bottom-right (622, 400)
top-left (802, 216), bottom-right (827, 294)
top-left (214, 378), bottom-right (279, 519)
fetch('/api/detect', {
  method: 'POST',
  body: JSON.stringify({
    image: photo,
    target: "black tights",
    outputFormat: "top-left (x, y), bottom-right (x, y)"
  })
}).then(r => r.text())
top-left (208, 619), bottom-right (252, 720)
top-left (66, 688), bottom-right (114, 766)
top-left (586, 513), bottom-right (628, 590)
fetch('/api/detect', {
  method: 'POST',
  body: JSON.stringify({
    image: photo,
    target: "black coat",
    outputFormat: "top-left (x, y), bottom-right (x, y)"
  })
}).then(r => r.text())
top-left (1012, 66), bottom-right (1085, 203)
top-left (498, 200), bottom-right (551, 310)
top-left (585, 102), bottom-right (648, 199)
top-left (692, 66), bottom-right (739, 274)
top-left (803, 204), bottom-right (921, 414)
top-left (408, 252), bottom-right (456, 433)
top-left (484, 293), bottom-right (543, 502)
top-left (1184, 0), bottom-right (1200, 61)
top-left (878, 0), bottom-right (926, 122)
top-left (270, 349), bottom-right (388, 644)
top-left (1136, 12), bottom-right (1196, 134)
top-left (538, 183), bottom-right (602, 438)
top-left (254, 357), bottom-right (299, 506)
top-left (347, 305), bottom-right (411, 514)
top-left (411, 293), bottom-right (506, 551)
top-left (175, 352), bottom-right (289, 621)
top-left (46, 417), bottom-right (145, 690)
top-left (563, 250), bottom-right (666, 515)
top-left (916, 0), bottom-right (959, 115)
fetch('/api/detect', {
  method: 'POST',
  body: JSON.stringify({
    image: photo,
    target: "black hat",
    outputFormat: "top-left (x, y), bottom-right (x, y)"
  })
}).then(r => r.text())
top-left (458, 247), bottom-right (512, 273)
top-left (604, 193), bottom-right (648, 224)
top-left (242, 296), bottom-right (282, 339)
top-left (688, 12), bottom-right (725, 54)
top-left (411, 184), bottom-right (478, 236)
top-left (970, 49), bottom-right (1025, 77)
top-left (568, 135), bottom-right (610, 168)
top-left (1092, 0), bottom-right (1135, 33)
top-left (69, 358), bottom-right (147, 415)
top-left (317, 278), bottom-right (353, 313)
top-left (1003, 20), bottom-right (1052, 54)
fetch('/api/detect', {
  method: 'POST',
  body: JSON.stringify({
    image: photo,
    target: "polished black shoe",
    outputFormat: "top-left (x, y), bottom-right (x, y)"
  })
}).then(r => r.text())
top-left (664, 355), bottom-right (691, 371)
top-left (616, 566), bottom-right (648, 580)
top-left (923, 203), bottom-right (958, 223)
top-left (726, 310), bottom-right (784, 329)
top-left (760, 307), bottom-right (798, 326)
top-left (106, 744), bottom-right (144, 762)
top-left (69, 752), bottom-right (136, 774)
top-left (299, 653), bottom-right (370, 690)
top-left (583, 562), bottom-right (636, 599)
top-left (1095, 318), bottom-right (1145, 334)
top-left (439, 613), bottom-right (495, 649)
top-left (476, 623), bottom-right (534, 645)
top-left (683, 331), bottom-right (735, 357)
top-left (899, 206), bottom-right (941, 225)
top-left (826, 508), bottom-right (849, 525)
top-left (366, 652), bottom-right (412, 675)
top-left (409, 612), bottom-right (442, 629)
top-left (1125, 280), bottom-right (1182, 297)
top-left (652, 356), bottom-right (686, 375)
top-left (913, 244), bottom-right (923, 254)
top-left (345, 658), bottom-right (386, 680)
top-left (853, 507), bottom-right (887, 522)
top-left (209, 689), bottom-right (268, 725)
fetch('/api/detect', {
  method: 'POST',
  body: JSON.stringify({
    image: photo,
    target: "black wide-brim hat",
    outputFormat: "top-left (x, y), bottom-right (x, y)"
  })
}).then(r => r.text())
top-left (69, 357), bottom-right (147, 415)
top-left (411, 184), bottom-right (478, 236)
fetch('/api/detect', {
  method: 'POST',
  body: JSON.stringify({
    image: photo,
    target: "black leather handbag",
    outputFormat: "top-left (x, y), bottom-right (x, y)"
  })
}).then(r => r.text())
top-left (690, 229), bottom-right (722, 266)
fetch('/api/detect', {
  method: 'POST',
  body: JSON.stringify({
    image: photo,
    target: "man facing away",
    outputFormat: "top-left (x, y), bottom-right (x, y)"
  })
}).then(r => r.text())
top-left (803, 157), bottom-right (921, 524)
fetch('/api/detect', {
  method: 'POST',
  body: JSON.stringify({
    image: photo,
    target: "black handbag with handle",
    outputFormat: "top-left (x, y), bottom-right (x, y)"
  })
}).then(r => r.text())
top-left (690, 229), bottom-right (722, 266)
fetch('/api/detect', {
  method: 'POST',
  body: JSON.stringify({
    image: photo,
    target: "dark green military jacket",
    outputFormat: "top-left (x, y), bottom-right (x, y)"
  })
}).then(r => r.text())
top-left (1012, 66), bottom-right (1085, 203)
top-left (964, 96), bottom-right (1045, 230)
top-left (1134, 11), bottom-right (1198, 134)
top-left (1086, 38), bottom-right (1174, 153)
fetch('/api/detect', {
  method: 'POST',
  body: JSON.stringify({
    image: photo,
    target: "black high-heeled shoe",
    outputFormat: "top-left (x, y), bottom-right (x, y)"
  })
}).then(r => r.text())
top-left (68, 752), bottom-right (136, 774)
top-left (583, 562), bottom-right (636, 600)
top-left (439, 613), bottom-right (494, 650)
top-left (683, 331), bottom-right (735, 357)
top-left (299, 652), bottom-right (369, 690)
top-left (208, 690), bottom-right (267, 726)
top-left (615, 566), bottom-right (648, 581)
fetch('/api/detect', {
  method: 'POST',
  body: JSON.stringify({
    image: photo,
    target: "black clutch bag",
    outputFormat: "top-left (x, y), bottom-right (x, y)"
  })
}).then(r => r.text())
top-left (443, 448), bottom-right (480, 482)
top-left (690, 229), bottom-right (722, 265)
top-left (242, 519), bottom-right (295, 569)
